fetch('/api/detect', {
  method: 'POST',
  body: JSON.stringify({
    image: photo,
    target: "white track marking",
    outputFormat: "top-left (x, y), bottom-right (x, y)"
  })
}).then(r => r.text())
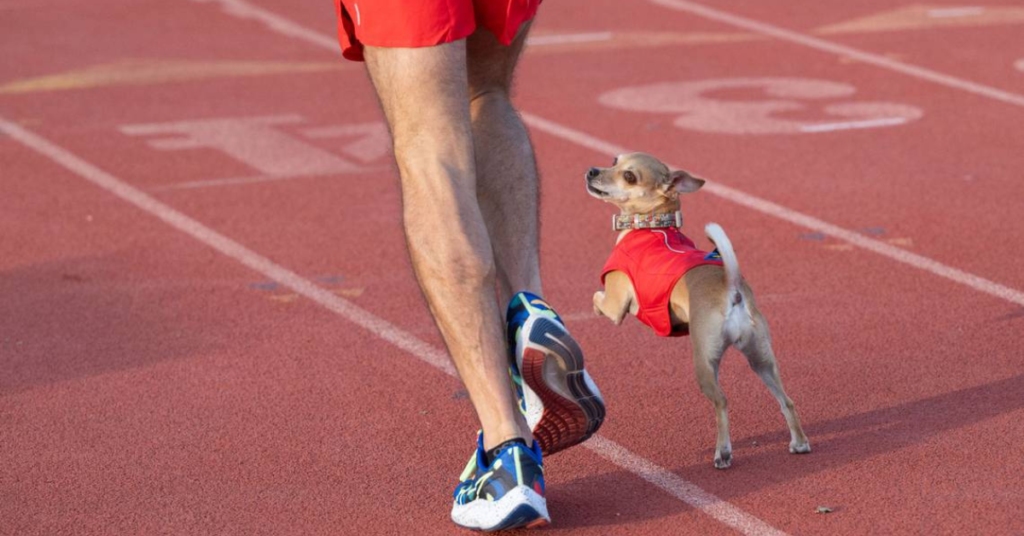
top-left (187, 0), bottom-right (339, 51)
top-left (157, 174), bottom-right (311, 191)
top-left (520, 112), bottom-right (1024, 307)
top-left (0, 117), bottom-right (790, 536)
top-left (154, 166), bottom-right (388, 191)
top-left (122, 115), bottom-right (362, 176)
top-left (301, 122), bottom-right (391, 163)
top-left (800, 116), bottom-right (908, 132)
top-left (153, 172), bottom-right (340, 191)
top-left (927, 7), bottom-right (984, 18)
top-left (648, 0), bottom-right (1024, 109)
top-left (587, 436), bottom-right (786, 536)
top-left (526, 32), bottom-right (614, 46)
top-left (600, 78), bottom-right (922, 135)
top-left (1016, 58), bottom-right (1024, 73)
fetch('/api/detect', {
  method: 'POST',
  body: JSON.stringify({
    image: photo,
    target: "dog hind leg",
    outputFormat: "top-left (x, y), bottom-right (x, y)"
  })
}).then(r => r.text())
top-left (736, 312), bottom-right (810, 454)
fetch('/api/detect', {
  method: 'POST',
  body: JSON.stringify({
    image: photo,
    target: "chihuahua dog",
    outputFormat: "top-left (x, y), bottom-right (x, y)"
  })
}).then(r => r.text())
top-left (587, 153), bottom-right (810, 469)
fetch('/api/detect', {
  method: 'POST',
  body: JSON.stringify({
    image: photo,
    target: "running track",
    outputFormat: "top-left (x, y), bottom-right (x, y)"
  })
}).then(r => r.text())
top-left (2, 0), bottom-right (1023, 534)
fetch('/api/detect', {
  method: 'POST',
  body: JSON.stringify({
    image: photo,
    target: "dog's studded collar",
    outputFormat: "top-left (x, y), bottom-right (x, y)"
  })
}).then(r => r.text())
top-left (613, 210), bottom-right (682, 231)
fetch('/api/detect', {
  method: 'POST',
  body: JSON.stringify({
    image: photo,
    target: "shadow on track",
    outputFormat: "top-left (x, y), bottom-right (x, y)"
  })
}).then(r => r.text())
top-left (0, 252), bottom-right (208, 395)
top-left (552, 373), bottom-right (1024, 528)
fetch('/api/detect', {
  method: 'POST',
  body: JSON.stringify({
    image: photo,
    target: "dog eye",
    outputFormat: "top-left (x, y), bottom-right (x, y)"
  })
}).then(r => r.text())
top-left (623, 171), bottom-right (637, 184)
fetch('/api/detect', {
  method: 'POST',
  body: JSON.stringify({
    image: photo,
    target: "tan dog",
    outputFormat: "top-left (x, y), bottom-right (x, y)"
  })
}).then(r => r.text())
top-left (587, 153), bottom-right (810, 469)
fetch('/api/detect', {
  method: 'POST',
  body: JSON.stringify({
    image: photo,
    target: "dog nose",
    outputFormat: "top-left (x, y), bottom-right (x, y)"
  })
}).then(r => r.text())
top-left (587, 167), bottom-right (600, 179)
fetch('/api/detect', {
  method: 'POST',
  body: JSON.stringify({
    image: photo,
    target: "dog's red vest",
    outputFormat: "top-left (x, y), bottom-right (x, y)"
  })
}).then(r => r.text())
top-left (601, 228), bottom-right (723, 337)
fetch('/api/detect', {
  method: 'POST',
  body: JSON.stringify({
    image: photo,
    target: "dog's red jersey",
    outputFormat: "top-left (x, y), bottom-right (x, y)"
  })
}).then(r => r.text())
top-left (601, 228), bottom-right (724, 337)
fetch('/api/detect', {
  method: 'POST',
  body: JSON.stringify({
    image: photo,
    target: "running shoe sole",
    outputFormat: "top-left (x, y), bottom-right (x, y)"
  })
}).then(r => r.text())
top-left (519, 317), bottom-right (605, 455)
top-left (451, 486), bottom-right (550, 531)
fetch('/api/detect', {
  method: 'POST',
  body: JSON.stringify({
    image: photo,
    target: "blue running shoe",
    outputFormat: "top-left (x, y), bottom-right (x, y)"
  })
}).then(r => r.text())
top-left (506, 292), bottom-right (605, 456)
top-left (451, 433), bottom-right (550, 531)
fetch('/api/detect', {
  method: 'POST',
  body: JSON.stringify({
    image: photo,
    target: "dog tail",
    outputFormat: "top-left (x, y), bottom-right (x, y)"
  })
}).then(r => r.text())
top-left (705, 223), bottom-right (741, 296)
top-left (705, 223), bottom-right (751, 343)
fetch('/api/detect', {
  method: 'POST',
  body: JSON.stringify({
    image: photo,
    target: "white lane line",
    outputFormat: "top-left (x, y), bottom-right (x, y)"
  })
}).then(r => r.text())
top-left (0, 117), bottom-right (789, 536)
top-left (526, 32), bottom-right (614, 46)
top-left (648, 0), bottom-right (1024, 109)
top-left (187, 0), bottom-right (339, 51)
top-left (153, 173), bottom-right (330, 191)
top-left (799, 116), bottom-right (908, 133)
top-left (587, 436), bottom-right (786, 536)
top-left (1015, 58), bottom-right (1024, 73)
top-left (927, 7), bottom-right (984, 18)
top-left (520, 112), bottom-right (1024, 307)
top-left (152, 167), bottom-right (387, 192)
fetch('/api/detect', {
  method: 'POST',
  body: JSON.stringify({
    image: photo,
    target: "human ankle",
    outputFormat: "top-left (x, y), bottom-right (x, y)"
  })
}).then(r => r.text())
top-left (484, 438), bottom-right (528, 465)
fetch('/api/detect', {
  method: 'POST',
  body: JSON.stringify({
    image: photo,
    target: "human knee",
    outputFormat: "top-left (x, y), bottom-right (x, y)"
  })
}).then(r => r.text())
top-left (466, 40), bottom-right (514, 101)
top-left (390, 131), bottom-right (475, 185)
top-left (469, 80), bottom-right (512, 111)
top-left (391, 118), bottom-right (472, 160)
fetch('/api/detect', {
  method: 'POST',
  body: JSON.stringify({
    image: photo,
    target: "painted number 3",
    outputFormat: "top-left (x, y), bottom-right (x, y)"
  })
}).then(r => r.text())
top-left (599, 77), bottom-right (923, 135)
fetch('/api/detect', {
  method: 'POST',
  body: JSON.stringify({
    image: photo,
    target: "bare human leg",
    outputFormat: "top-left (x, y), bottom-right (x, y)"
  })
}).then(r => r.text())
top-left (467, 23), bottom-right (542, 308)
top-left (466, 23), bottom-right (606, 456)
top-left (364, 41), bottom-right (531, 450)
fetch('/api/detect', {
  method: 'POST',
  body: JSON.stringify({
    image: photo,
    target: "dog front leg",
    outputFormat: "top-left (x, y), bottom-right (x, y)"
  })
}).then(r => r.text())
top-left (691, 327), bottom-right (732, 469)
top-left (594, 271), bottom-right (631, 325)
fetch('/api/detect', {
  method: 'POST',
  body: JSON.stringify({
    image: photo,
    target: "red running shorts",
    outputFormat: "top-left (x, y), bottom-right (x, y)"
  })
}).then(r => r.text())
top-left (335, 0), bottom-right (541, 61)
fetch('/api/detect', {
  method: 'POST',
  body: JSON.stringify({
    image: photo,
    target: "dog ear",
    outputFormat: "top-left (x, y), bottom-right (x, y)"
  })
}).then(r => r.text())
top-left (667, 170), bottom-right (705, 193)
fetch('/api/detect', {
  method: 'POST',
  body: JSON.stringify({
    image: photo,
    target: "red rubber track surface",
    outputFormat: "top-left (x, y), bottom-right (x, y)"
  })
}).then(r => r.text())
top-left (2, 0), bottom-right (1023, 534)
